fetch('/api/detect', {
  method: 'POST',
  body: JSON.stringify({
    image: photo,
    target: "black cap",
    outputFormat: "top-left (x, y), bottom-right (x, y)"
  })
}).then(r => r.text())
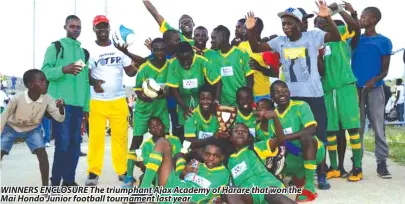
top-left (298, 8), bottom-right (315, 19)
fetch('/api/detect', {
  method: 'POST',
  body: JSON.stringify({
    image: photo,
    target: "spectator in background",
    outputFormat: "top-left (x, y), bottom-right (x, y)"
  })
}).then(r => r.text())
top-left (394, 78), bottom-right (404, 122)
top-left (41, 118), bottom-right (51, 147)
top-left (298, 7), bottom-right (315, 32)
top-left (0, 87), bottom-right (8, 113)
top-left (11, 76), bottom-right (17, 90)
top-left (383, 82), bottom-right (392, 107)
top-left (351, 7), bottom-right (392, 178)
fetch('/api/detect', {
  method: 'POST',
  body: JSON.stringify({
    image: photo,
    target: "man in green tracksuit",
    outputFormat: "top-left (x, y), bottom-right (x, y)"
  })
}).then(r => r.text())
top-left (41, 15), bottom-right (90, 186)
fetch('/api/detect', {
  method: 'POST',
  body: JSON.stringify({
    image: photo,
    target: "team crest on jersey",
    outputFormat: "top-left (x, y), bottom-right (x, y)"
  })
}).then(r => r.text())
top-left (231, 161), bottom-right (247, 179)
top-left (184, 173), bottom-right (211, 188)
top-left (183, 78), bottom-right (198, 89)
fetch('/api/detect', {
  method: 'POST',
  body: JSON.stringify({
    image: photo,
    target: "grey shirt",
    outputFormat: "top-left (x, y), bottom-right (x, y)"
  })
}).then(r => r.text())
top-left (269, 30), bottom-right (326, 97)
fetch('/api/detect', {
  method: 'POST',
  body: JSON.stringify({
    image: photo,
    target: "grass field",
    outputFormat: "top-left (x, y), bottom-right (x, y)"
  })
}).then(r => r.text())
top-left (364, 126), bottom-right (405, 165)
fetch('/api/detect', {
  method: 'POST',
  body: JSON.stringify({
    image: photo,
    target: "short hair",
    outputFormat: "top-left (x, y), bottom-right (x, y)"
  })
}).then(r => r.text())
top-left (65, 15), bottom-right (80, 24)
top-left (397, 78), bottom-right (403, 85)
top-left (270, 80), bottom-right (288, 93)
top-left (236, 87), bottom-right (253, 100)
top-left (175, 42), bottom-right (193, 56)
top-left (163, 29), bottom-right (179, 43)
top-left (205, 138), bottom-right (227, 155)
top-left (151, 37), bottom-right (165, 46)
top-left (333, 20), bottom-right (345, 26)
top-left (237, 18), bottom-right (246, 24)
top-left (194, 26), bottom-right (207, 32)
top-left (23, 69), bottom-right (43, 88)
top-left (364, 7), bottom-right (382, 24)
top-left (199, 83), bottom-right (214, 96)
top-left (147, 116), bottom-right (163, 126)
top-left (179, 14), bottom-right (195, 26)
top-left (257, 98), bottom-right (274, 110)
top-left (214, 25), bottom-right (231, 41)
top-left (255, 17), bottom-right (264, 33)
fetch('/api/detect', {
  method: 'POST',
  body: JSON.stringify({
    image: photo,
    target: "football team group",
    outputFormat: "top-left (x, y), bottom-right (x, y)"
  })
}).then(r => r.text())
top-left (0, 0), bottom-right (394, 203)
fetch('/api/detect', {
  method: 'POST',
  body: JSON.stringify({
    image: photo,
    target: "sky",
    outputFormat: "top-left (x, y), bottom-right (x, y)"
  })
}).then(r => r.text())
top-left (0, 0), bottom-right (404, 86)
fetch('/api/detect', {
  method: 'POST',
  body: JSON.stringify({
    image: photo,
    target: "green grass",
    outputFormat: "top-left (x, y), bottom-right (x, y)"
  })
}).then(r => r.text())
top-left (364, 126), bottom-right (405, 165)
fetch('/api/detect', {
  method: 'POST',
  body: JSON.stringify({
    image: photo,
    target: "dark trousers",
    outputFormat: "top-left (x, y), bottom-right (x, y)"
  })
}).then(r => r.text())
top-left (51, 105), bottom-right (83, 185)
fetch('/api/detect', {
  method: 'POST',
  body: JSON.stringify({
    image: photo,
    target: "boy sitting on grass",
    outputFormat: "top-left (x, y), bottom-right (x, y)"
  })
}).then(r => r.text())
top-left (1, 69), bottom-right (65, 186)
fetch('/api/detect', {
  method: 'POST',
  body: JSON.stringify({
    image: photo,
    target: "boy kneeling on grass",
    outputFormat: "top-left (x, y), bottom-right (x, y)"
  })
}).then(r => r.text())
top-left (0, 69), bottom-right (65, 186)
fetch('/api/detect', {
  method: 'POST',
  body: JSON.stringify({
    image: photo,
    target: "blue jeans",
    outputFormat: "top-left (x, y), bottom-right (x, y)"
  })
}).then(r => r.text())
top-left (42, 118), bottom-right (51, 143)
top-left (51, 105), bottom-right (83, 185)
top-left (397, 103), bottom-right (404, 122)
top-left (1, 124), bottom-right (44, 154)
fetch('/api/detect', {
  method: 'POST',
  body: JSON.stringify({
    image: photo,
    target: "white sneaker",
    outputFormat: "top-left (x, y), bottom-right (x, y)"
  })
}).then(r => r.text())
top-left (45, 142), bottom-right (50, 147)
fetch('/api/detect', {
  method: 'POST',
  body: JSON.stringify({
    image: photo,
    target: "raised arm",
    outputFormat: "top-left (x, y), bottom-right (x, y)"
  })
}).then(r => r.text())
top-left (143, 0), bottom-right (165, 27)
top-left (340, 1), bottom-right (361, 49)
top-left (315, 1), bottom-right (341, 43)
top-left (245, 12), bottom-right (272, 53)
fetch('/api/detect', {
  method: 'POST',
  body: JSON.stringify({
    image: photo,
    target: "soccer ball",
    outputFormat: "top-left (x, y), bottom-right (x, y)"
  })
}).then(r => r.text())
top-left (112, 24), bottom-right (135, 46)
top-left (142, 78), bottom-right (163, 98)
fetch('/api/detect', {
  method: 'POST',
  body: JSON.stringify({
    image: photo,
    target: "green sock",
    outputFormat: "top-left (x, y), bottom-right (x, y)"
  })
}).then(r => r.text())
top-left (175, 158), bottom-right (186, 176)
top-left (349, 133), bottom-right (362, 168)
top-left (139, 150), bottom-right (162, 188)
top-left (303, 160), bottom-right (316, 192)
top-left (126, 151), bottom-right (137, 178)
top-left (327, 135), bottom-right (338, 169)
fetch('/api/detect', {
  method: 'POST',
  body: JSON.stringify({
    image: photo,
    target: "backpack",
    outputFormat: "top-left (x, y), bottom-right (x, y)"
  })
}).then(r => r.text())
top-left (52, 41), bottom-right (89, 64)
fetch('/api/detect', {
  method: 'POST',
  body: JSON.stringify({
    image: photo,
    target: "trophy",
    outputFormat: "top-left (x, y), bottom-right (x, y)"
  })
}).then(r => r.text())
top-left (216, 105), bottom-right (237, 134)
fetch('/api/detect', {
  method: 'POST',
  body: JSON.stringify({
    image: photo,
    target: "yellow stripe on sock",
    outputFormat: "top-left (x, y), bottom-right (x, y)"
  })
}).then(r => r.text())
top-left (351, 143), bottom-right (362, 149)
top-left (304, 164), bottom-right (317, 170)
top-left (176, 158), bottom-right (186, 165)
top-left (145, 163), bottom-right (159, 171)
top-left (327, 136), bottom-right (337, 142)
top-left (350, 134), bottom-right (360, 140)
top-left (149, 153), bottom-right (162, 161)
top-left (176, 165), bottom-right (185, 172)
top-left (327, 145), bottom-right (337, 151)
top-left (128, 154), bottom-right (137, 161)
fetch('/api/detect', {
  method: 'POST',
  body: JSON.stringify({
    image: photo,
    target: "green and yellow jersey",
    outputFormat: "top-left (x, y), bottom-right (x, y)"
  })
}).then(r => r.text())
top-left (322, 25), bottom-right (356, 92)
top-left (160, 20), bottom-right (194, 46)
top-left (166, 55), bottom-right (221, 125)
top-left (238, 41), bottom-right (271, 97)
top-left (205, 47), bottom-right (254, 106)
top-left (184, 106), bottom-right (219, 139)
top-left (140, 135), bottom-right (182, 163)
top-left (227, 140), bottom-right (280, 187)
top-left (268, 100), bottom-right (318, 148)
top-left (134, 60), bottom-right (169, 113)
top-left (234, 109), bottom-right (257, 137)
top-left (255, 121), bottom-right (270, 142)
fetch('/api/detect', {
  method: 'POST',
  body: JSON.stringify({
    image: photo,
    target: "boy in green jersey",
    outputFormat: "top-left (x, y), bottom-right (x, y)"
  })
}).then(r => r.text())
top-left (184, 85), bottom-right (220, 162)
top-left (124, 38), bottom-right (171, 187)
top-left (255, 98), bottom-right (274, 142)
top-left (234, 87), bottom-right (257, 137)
top-left (143, 0), bottom-right (195, 46)
top-left (166, 42), bottom-right (221, 141)
top-left (123, 117), bottom-right (182, 188)
top-left (139, 136), bottom-right (230, 203)
top-left (268, 80), bottom-right (325, 202)
top-left (315, 2), bottom-right (363, 182)
top-left (225, 123), bottom-right (295, 204)
top-left (207, 25), bottom-right (254, 106)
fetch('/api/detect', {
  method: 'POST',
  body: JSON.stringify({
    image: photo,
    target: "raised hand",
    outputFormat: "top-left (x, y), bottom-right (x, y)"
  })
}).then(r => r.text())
top-left (114, 42), bottom-right (129, 54)
top-left (342, 1), bottom-right (355, 13)
top-left (144, 37), bottom-right (152, 51)
top-left (314, 0), bottom-right (330, 17)
top-left (245, 11), bottom-right (257, 30)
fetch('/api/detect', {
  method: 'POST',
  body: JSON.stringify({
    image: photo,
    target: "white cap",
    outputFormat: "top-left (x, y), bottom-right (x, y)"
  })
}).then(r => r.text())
top-left (277, 8), bottom-right (303, 22)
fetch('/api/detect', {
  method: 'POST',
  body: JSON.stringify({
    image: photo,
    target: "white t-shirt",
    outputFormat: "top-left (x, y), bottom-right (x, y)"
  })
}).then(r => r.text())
top-left (0, 90), bottom-right (8, 108)
top-left (268, 30), bottom-right (326, 97)
top-left (396, 84), bottom-right (404, 104)
top-left (88, 43), bottom-right (132, 101)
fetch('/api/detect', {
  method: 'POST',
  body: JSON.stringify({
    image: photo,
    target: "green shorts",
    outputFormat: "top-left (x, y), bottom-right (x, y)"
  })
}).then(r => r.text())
top-left (133, 101), bottom-right (170, 136)
top-left (163, 170), bottom-right (207, 203)
top-left (324, 84), bottom-right (360, 131)
top-left (241, 173), bottom-right (285, 204)
top-left (283, 138), bottom-right (325, 179)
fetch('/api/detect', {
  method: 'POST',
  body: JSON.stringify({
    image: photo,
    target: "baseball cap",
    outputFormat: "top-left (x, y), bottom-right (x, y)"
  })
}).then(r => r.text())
top-left (93, 15), bottom-right (109, 26)
top-left (278, 8), bottom-right (303, 22)
top-left (298, 8), bottom-right (315, 19)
